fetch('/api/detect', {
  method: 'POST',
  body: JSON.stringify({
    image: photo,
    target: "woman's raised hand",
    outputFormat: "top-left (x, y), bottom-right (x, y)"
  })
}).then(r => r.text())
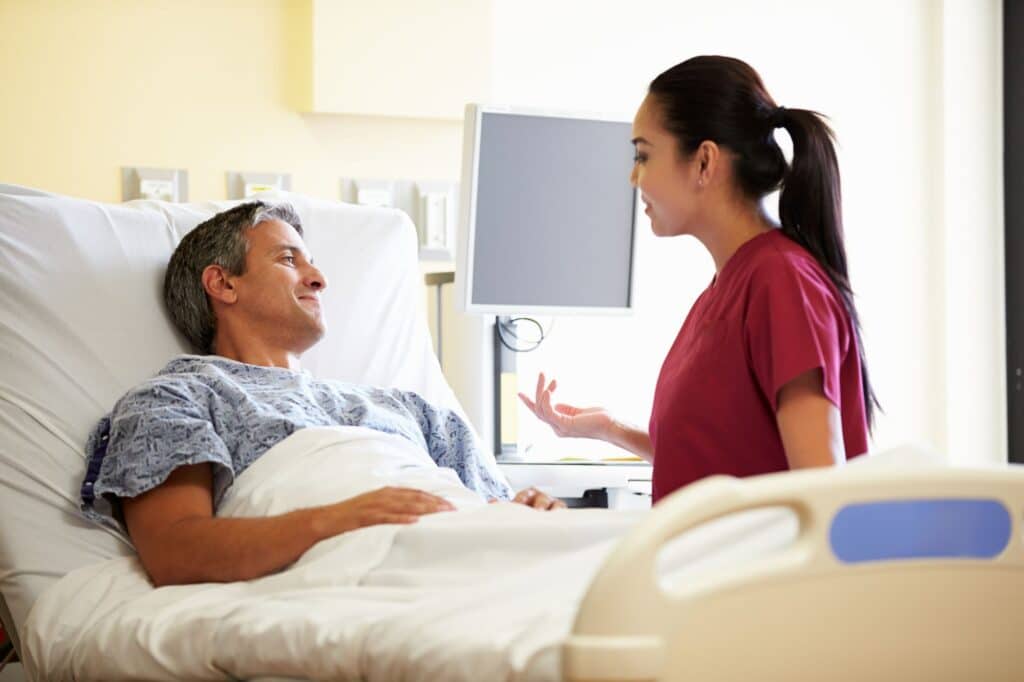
top-left (518, 372), bottom-right (614, 440)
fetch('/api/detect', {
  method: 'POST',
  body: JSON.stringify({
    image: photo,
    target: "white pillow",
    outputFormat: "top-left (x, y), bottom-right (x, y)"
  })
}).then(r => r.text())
top-left (0, 188), bottom-right (473, 648)
top-left (126, 191), bottom-right (467, 411)
top-left (0, 183), bottom-right (56, 196)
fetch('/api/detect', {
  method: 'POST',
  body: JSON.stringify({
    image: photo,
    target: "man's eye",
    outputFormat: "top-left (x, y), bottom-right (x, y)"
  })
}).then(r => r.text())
top-left (633, 153), bottom-right (647, 164)
top-left (282, 255), bottom-right (296, 264)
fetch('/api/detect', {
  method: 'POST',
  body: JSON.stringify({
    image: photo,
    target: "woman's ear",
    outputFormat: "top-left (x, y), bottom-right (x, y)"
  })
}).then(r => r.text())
top-left (695, 140), bottom-right (720, 187)
top-left (202, 264), bottom-right (238, 305)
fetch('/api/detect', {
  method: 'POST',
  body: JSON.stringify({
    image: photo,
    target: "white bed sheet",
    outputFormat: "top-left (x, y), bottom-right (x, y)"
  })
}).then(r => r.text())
top-left (23, 426), bottom-right (813, 682)
top-left (21, 427), bottom-right (640, 681)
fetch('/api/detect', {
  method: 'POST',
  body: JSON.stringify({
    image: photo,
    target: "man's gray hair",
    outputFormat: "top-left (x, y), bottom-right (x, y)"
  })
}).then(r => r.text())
top-left (164, 201), bottom-right (303, 353)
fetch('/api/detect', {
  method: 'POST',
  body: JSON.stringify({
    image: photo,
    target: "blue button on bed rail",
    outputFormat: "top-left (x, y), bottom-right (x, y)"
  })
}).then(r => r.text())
top-left (829, 499), bottom-right (1012, 563)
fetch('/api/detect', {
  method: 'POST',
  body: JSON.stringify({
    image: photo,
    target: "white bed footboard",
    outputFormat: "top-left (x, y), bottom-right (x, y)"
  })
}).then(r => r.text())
top-left (564, 465), bottom-right (1024, 682)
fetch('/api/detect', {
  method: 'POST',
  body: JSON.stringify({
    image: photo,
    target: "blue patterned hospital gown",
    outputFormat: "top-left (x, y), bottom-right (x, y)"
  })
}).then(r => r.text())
top-left (80, 355), bottom-right (512, 532)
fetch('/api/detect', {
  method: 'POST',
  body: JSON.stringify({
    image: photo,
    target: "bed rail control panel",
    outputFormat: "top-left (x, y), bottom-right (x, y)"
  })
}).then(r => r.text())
top-left (829, 497), bottom-right (1012, 563)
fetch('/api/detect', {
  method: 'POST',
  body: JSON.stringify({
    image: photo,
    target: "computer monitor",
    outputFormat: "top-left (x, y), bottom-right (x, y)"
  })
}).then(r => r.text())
top-left (455, 105), bottom-right (638, 316)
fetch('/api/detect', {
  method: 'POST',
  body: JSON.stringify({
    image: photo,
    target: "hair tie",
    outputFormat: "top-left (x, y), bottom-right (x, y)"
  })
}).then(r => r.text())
top-left (769, 105), bottom-right (787, 129)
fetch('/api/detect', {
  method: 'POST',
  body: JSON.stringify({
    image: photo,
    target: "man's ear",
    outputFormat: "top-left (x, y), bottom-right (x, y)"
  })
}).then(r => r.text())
top-left (201, 264), bottom-right (238, 305)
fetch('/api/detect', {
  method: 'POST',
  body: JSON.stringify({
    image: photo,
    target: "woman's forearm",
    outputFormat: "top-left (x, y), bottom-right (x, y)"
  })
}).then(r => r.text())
top-left (604, 419), bottom-right (654, 462)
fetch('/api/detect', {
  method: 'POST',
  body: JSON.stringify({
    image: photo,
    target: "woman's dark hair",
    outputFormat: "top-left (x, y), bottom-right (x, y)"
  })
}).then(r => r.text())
top-left (649, 55), bottom-right (879, 427)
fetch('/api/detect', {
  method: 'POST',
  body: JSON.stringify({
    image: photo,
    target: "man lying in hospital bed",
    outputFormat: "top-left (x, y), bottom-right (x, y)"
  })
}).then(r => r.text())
top-left (1, 187), bottom-right (646, 681)
top-left (81, 200), bottom-right (564, 588)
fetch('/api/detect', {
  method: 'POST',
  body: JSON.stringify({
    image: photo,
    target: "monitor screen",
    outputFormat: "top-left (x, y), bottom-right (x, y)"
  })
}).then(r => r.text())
top-left (456, 105), bottom-right (637, 315)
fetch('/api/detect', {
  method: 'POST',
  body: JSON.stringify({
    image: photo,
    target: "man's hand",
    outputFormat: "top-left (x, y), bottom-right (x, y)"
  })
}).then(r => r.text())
top-left (511, 487), bottom-right (567, 511)
top-left (325, 486), bottom-right (455, 534)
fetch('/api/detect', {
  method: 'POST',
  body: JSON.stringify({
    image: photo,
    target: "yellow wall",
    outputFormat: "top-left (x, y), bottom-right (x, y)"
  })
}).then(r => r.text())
top-left (311, 0), bottom-right (491, 119)
top-left (0, 0), bottom-right (464, 203)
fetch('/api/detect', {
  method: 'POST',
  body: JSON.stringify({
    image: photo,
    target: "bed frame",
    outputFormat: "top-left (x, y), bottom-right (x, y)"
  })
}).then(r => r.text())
top-left (565, 465), bottom-right (1024, 681)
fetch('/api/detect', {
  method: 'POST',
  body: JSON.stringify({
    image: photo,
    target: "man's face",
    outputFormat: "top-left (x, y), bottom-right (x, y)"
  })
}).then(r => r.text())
top-left (228, 218), bottom-right (328, 353)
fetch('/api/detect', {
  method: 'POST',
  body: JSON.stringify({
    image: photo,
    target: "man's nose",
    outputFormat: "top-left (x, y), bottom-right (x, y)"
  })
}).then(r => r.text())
top-left (629, 165), bottom-right (639, 187)
top-left (305, 264), bottom-right (328, 291)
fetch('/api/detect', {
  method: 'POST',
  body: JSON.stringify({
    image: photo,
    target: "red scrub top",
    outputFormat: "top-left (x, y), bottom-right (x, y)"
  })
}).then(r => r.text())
top-left (649, 229), bottom-right (868, 503)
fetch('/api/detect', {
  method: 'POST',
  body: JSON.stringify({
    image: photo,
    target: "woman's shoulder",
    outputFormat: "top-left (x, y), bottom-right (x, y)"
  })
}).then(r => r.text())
top-left (738, 230), bottom-right (853, 347)
top-left (744, 229), bottom-right (835, 290)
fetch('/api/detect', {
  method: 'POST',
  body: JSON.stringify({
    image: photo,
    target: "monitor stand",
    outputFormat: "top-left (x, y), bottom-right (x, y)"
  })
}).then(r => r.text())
top-left (493, 315), bottom-right (519, 459)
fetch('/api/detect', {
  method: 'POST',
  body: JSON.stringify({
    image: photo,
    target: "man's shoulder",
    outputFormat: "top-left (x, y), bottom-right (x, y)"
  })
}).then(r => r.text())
top-left (156, 353), bottom-right (226, 377)
top-left (146, 354), bottom-right (226, 389)
top-left (115, 355), bottom-right (232, 408)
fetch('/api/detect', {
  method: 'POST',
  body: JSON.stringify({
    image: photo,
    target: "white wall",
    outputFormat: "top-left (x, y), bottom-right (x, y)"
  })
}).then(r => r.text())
top-left (938, 0), bottom-right (1006, 465)
top-left (441, 0), bottom-right (1006, 464)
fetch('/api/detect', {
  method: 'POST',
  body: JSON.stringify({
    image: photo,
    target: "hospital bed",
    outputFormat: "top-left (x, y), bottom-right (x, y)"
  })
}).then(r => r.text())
top-left (0, 184), bottom-right (1021, 680)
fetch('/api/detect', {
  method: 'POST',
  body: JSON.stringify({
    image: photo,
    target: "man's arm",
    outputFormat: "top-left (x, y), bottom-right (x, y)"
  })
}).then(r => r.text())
top-left (123, 463), bottom-right (453, 587)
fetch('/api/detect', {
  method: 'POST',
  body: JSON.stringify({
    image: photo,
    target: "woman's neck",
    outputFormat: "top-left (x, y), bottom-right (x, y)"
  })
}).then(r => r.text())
top-left (699, 200), bottom-right (776, 275)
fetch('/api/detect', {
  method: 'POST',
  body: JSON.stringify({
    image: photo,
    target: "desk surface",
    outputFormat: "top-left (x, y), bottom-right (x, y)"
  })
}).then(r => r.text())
top-left (497, 459), bottom-right (650, 467)
top-left (497, 460), bottom-right (652, 497)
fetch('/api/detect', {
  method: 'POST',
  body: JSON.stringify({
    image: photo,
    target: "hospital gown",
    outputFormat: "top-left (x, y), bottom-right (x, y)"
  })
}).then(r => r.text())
top-left (80, 354), bottom-right (512, 534)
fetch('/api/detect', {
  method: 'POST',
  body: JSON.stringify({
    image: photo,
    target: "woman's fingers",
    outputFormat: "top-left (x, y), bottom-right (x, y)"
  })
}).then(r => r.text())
top-left (538, 381), bottom-right (560, 424)
top-left (536, 373), bottom-right (557, 409)
top-left (523, 373), bottom-right (579, 436)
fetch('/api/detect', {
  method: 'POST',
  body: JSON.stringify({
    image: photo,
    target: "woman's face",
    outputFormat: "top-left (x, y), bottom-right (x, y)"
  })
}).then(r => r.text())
top-left (630, 95), bottom-right (703, 237)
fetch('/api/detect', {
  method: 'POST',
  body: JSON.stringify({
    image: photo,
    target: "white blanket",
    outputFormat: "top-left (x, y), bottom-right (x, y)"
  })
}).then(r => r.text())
top-left (23, 427), bottom-right (649, 681)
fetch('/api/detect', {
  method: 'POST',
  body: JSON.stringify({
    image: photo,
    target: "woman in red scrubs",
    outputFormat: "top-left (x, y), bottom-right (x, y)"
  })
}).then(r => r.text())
top-left (519, 56), bottom-right (878, 503)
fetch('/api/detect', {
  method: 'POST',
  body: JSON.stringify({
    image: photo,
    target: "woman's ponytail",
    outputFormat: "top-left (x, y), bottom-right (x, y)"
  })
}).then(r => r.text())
top-left (776, 108), bottom-right (879, 427)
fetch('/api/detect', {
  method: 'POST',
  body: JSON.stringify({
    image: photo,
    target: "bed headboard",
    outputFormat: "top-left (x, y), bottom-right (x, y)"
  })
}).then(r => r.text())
top-left (0, 186), bottom-right (474, 655)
